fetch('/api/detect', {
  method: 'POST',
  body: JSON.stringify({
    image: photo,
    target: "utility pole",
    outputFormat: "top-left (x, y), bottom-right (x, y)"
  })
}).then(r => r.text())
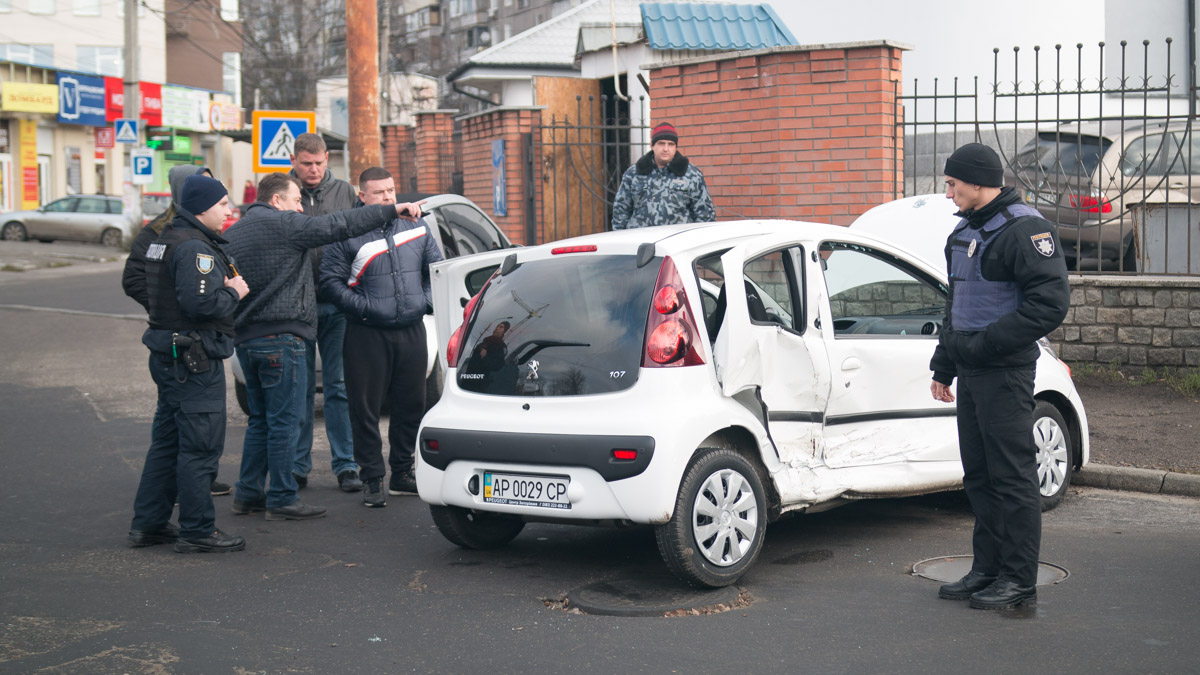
top-left (347, 0), bottom-right (381, 181)
top-left (380, 0), bottom-right (391, 124)
top-left (123, 0), bottom-right (141, 225)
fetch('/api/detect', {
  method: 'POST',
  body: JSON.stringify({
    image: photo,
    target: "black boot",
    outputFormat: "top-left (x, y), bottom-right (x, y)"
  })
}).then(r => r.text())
top-left (938, 571), bottom-right (997, 600)
top-left (174, 529), bottom-right (246, 553)
top-left (127, 522), bottom-right (180, 548)
top-left (969, 579), bottom-right (1037, 609)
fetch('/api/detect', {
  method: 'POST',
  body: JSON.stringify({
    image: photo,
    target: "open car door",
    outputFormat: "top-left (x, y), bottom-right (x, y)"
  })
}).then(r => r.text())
top-left (429, 250), bottom-right (513, 372)
top-left (714, 233), bottom-right (832, 468)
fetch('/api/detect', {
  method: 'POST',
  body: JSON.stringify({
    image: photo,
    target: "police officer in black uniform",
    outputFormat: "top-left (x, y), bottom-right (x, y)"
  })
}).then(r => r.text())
top-left (127, 174), bottom-right (250, 553)
top-left (930, 143), bottom-right (1070, 609)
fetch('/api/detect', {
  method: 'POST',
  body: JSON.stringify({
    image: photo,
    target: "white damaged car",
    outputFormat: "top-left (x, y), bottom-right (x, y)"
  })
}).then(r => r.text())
top-left (416, 216), bottom-right (1089, 588)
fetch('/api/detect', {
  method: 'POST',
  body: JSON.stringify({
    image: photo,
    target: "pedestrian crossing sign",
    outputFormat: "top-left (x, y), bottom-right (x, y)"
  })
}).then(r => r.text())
top-left (251, 110), bottom-right (316, 173)
top-left (115, 118), bottom-right (138, 144)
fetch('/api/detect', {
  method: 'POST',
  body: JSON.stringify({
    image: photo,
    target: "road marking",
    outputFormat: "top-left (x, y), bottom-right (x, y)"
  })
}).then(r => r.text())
top-left (0, 304), bottom-right (146, 321)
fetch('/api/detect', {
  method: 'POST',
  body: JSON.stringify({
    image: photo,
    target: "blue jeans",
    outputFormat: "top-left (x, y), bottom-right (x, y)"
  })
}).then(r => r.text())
top-left (235, 335), bottom-right (306, 509)
top-left (295, 303), bottom-right (357, 478)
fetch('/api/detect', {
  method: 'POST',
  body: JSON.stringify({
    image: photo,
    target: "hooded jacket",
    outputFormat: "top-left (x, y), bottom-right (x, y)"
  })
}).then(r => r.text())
top-left (318, 204), bottom-right (444, 329)
top-left (224, 201), bottom-right (399, 345)
top-left (122, 165), bottom-right (209, 310)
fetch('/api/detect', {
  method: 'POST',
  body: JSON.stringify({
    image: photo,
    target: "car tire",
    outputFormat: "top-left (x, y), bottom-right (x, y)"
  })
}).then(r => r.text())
top-left (429, 505), bottom-right (525, 550)
top-left (655, 447), bottom-right (767, 588)
top-left (100, 228), bottom-right (123, 248)
top-left (2, 221), bottom-right (26, 242)
top-left (234, 380), bottom-right (250, 416)
top-left (1034, 401), bottom-right (1073, 511)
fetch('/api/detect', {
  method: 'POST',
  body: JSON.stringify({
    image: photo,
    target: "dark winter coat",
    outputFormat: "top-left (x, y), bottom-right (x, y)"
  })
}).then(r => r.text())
top-left (290, 168), bottom-right (358, 298)
top-left (319, 209), bottom-right (444, 329)
top-left (223, 201), bottom-right (400, 345)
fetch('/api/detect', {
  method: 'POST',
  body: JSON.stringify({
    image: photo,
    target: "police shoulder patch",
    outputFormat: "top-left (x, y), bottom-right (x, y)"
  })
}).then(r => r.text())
top-left (1030, 232), bottom-right (1055, 257)
top-left (195, 253), bottom-right (215, 274)
top-left (145, 243), bottom-right (166, 261)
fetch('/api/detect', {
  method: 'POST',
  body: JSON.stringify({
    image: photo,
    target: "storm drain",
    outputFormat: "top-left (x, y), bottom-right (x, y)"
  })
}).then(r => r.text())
top-left (563, 573), bottom-right (745, 617)
top-left (912, 555), bottom-right (1069, 586)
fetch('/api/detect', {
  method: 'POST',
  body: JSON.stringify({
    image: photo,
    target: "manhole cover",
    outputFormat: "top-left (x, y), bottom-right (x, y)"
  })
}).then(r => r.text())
top-left (567, 574), bottom-right (741, 617)
top-left (912, 555), bottom-right (1069, 586)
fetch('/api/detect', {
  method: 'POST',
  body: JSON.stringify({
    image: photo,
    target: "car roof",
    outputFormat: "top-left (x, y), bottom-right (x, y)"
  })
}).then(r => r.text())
top-left (1040, 119), bottom-right (1188, 142)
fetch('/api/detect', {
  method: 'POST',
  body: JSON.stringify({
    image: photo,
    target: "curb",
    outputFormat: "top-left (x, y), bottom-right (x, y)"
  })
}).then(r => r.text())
top-left (1074, 464), bottom-right (1200, 498)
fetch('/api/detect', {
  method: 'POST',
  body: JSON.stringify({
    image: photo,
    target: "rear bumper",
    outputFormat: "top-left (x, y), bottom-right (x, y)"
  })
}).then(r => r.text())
top-left (419, 427), bottom-right (655, 481)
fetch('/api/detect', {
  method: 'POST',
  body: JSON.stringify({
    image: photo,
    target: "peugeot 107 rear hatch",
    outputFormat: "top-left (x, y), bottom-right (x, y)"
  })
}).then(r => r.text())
top-left (454, 254), bottom-right (662, 397)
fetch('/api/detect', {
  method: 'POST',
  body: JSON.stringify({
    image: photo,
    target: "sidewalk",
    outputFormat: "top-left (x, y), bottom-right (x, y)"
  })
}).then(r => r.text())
top-left (0, 240), bottom-right (125, 273)
top-left (1075, 465), bottom-right (1200, 498)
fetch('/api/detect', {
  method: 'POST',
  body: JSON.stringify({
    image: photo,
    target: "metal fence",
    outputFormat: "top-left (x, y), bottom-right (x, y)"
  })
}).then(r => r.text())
top-left (897, 39), bottom-right (1198, 274)
top-left (539, 94), bottom-right (650, 242)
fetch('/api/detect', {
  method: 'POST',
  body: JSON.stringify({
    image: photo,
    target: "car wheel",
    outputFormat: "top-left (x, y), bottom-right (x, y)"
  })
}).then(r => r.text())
top-left (2, 221), bottom-right (26, 242)
top-left (100, 228), bottom-right (123, 248)
top-left (234, 380), bottom-right (250, 416)
top-left (1034, 401), bottom-right (1073, 511)
top-left (429, 505), bottom-right (525, 549)
top-left (655, 447), bottom-right (767, 588)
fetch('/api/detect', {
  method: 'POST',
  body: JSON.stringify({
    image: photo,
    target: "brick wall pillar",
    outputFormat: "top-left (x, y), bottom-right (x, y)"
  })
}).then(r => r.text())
top-left (413, 110), bottom-right (457, 194)
top-left (380, 123), bottom-right (414, 189)
top-left (459, 106), bottom-right (543, 246)
top-left (646, 41), bottom-right (906, 225)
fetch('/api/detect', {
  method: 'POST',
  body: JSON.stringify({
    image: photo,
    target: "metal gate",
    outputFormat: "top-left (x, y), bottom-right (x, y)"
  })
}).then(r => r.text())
top-left (539, 95), bottom-right (650, 242)
top-left (897, 39), bottom-right (1198, 274)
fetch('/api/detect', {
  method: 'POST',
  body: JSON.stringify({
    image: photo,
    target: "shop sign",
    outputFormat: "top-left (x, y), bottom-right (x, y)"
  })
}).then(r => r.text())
top-left (3, 82), bottom-right (58, 113)
top-left (57, 73), bottom-right (107, 127)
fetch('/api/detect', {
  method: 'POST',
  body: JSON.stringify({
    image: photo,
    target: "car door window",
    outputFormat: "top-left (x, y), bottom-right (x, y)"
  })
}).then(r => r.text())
top-left (1121, 133), bottom-right (1178, 177)
top-left (820, 242), bottom-right (946, 337)
top-left (42, 198), bottom-right (77, 213)
top-left (76, 197), bottom-right (106, 214)
top-left (1168, 131), bottom-right (1199, 176)
top-left (106, 199), bottom-right (124, 215)
top-left (439, 204), bottom-right (505, 256)
top-left (743, 249), bottom-right (797, 329)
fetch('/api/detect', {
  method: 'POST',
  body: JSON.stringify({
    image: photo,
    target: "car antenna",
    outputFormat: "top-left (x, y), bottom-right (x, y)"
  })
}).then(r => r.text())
top-left (500, 252), bottom-right (520, 276)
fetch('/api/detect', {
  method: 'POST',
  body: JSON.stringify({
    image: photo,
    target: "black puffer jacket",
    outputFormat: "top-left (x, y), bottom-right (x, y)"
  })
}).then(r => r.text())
top-left (318, 209), bottom-right (444, 329)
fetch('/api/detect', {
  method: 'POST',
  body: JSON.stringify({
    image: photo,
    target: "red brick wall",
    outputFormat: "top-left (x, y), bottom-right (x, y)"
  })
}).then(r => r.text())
top-left (381, 124), bottom-right (414, 189)
top-left (647, 43), bottom-right (904, 226)
top-left (414, 111), bottom-right (456, 194)
top-left (460, 108), bottom-right (543, 245)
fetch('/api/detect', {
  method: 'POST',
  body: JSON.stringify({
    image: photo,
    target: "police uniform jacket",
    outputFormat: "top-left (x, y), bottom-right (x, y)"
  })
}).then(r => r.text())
top-left (319, 205), bottom-right (444, 329)
top-left (224, 201), bottom-right (400, 345)
top-left (930, 188), bottom-right (1070, 384)
top-left (611, 151), bottom-right (715, 229)
top-left (141, 212), bottom-right (240, 360)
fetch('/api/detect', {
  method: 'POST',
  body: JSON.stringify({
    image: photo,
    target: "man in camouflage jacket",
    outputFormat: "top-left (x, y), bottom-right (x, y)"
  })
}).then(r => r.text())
top-left (611, 122), bottom-right (715, 229)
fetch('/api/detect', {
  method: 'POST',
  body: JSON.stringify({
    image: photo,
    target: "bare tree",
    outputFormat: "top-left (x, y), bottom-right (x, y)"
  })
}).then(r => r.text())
top-left (239, 0), bottom-right (348, 110)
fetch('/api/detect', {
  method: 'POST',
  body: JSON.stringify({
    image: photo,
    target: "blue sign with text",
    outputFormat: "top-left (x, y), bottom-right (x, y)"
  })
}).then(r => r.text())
top-left (492, 139), bottom-right (506, 217)
top-left (56, 73), bottom-right (106, 127)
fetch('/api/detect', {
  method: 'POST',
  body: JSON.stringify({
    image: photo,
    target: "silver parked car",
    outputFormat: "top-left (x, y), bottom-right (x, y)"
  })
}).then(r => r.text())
top-left (1, 195), bottom-right (133, 247)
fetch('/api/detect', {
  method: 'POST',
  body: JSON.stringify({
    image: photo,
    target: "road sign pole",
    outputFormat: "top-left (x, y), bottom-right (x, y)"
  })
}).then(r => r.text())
top-left (123, 0), bottom-right (142, 227)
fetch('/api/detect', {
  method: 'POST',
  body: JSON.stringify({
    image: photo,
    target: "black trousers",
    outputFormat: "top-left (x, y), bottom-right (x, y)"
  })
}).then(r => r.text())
top-left (956, 367), bottom-right (1041, 587)
top-left (343, 320), bottom-right (426, 482)
top-left (130, 354), bottom-right (226, 539)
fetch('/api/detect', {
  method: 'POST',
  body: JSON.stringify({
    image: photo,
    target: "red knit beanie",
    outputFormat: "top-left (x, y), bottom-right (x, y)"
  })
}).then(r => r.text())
top-left (651, 122), bottom-right (679, 145)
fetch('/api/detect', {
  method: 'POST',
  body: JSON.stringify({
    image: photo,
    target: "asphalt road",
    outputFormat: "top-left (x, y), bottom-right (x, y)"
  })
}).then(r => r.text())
top-left (1, 258), bottom-right (1198, 672)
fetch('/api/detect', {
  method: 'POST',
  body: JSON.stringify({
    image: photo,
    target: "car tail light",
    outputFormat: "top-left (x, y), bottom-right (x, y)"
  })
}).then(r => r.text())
top-left (642, 256), bottom-right (706, 368)
top-left (446, 274), bottom-right (495, 368)
top-left (612, 449), bottom-right (637, 461)
top-left (1068, 192), bottom-right (1113, 214)
top-left (551, 244), bottom-right (597, 255)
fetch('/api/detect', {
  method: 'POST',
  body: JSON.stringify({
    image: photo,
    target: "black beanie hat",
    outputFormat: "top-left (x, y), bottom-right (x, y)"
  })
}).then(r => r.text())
top-left (179, 174), bottom-right (227, 216)
top-left (651, 122), bottom-right (679, 145)
top-left (944, 143), bottom-right (1004, 187)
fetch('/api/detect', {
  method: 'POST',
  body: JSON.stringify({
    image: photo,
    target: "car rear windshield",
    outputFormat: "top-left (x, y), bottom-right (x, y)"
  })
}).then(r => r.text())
top-left (456, 254), bottom-right (658, 397)
top-left (1015, 132), bottom-right (1113, 178)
